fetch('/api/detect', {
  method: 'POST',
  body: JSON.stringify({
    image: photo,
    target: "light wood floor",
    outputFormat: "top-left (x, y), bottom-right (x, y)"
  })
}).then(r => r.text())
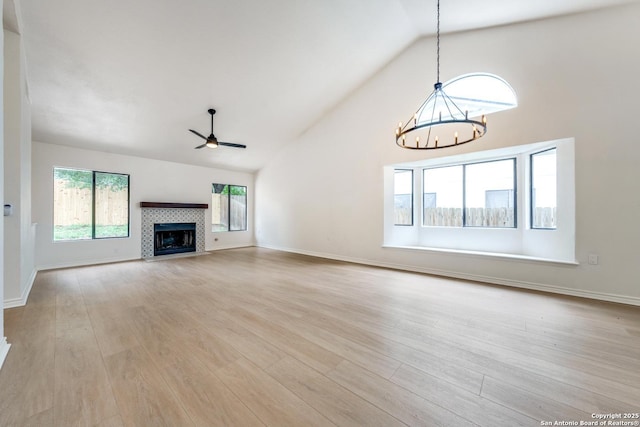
top-left (1, 247), bottom-right (639, 426)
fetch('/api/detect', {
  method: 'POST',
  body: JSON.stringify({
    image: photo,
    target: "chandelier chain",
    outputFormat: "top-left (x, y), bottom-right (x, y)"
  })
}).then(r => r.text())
top-left (436, 0), bottom-right (440, 83)
top-left (395, 0), bottom-right (493, 150)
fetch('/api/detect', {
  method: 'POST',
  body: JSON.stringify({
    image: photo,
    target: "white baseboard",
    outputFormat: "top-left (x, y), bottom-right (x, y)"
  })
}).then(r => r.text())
top-left (257, 244), bottom-right (640, 307)
top-left (4, 268), bottom-right (38, 309)
top-left (0, 338), bottom-right (11, 371)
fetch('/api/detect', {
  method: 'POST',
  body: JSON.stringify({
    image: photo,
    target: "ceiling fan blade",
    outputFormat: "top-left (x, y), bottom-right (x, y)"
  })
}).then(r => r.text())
top-left (190, 110), bottom-right (246, 151)
top-left (218, 142), bottom-right (247, 149)
top-left (189, 129), bottom-right (208, 140)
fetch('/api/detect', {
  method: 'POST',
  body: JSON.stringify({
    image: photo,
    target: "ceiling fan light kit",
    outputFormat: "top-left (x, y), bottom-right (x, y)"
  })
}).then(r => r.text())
top-left (189, 109), bottom-right (247, 150)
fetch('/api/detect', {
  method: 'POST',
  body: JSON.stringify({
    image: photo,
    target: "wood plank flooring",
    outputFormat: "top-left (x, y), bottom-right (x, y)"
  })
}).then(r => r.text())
top-left (1, 247), bottom-right (639, 426)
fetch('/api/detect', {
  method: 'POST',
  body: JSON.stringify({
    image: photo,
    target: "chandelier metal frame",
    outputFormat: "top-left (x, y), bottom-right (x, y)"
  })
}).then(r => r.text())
top-left (395, 0), bottom-right (486, 150)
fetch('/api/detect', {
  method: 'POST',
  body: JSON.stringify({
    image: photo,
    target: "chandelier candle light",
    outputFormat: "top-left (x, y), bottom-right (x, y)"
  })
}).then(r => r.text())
top-left (395, 0), bottom-right (487, 150)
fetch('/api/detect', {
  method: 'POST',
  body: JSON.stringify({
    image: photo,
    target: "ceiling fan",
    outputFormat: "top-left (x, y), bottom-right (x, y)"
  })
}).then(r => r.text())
top-left (189, 109), bottom-right (246, 150)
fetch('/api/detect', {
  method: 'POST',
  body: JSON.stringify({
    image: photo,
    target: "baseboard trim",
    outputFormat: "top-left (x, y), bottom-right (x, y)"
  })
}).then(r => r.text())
top-left (4, 268), bottom-right (38, 309)
top-left (257, 244), bottom-right (640, 307)
top-left (0, 338), bottom-right (11, 371)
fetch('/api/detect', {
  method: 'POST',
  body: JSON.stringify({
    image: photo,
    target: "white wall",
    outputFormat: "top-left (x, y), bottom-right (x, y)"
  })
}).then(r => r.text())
top-left (256, 4), bottom-right (640, 305)
top-left (0, 0), bottom-right (9, 369)
top-left (3, 28), bottom-right (34, 308)
top-left (32, 142), bottom-right (255, 270)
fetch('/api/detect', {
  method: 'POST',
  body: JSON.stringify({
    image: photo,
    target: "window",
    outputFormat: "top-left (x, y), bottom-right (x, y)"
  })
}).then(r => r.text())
top-left (531, 148), bottom-right (557, 229)
top-left (212, 184), bottom-right (247, 232)
top-left (423, 165), bottom-right (463, 227)
top-left (53, 168), bottom-right (130, 241)
top-left (384, 138), bottom-right (575, 262)
top-left (394, 169), bottom-right (413, 225)
top-left (422, 159), bottom-right (515, 228)
top-left (465, 159), bottom-right (515, 228)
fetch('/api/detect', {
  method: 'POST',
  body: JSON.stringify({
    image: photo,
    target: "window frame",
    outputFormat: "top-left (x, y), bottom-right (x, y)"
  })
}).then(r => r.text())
top-left (530, 147), bottom-right (557, 230)
top-left (53, 167), bottom-right (130, 241)
top-left (212, 183), bottom-right (248, 232)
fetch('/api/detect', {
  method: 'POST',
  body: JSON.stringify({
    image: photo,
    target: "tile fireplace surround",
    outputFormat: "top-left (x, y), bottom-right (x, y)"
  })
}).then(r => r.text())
top-left (140, 202), bottom-right (207, 259)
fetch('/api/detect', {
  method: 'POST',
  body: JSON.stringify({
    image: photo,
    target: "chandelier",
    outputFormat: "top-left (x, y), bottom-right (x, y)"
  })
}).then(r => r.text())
top-left (396, 0), bottom-right (487, 150)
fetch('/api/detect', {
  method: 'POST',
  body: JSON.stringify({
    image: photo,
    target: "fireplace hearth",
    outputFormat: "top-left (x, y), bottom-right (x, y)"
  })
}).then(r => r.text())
top-left (154, 223), bottom-right (196, 256)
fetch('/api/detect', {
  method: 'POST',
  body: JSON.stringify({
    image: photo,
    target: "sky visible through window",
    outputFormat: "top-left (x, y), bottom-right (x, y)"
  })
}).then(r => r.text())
top-left (424, 165), bottom-right (462, 208)
top-left (394, 170), bottom-right (412, 196)
top-left (465, 160), bottom-right (513, 208)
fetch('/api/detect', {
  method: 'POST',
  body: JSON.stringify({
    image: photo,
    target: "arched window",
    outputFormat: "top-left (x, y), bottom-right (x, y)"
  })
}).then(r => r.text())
top-left (417, 73), bottom-right (518, 123)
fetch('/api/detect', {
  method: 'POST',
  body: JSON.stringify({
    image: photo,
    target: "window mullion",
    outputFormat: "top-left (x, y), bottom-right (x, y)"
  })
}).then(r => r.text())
top-left (462, 165), bottom-right (467, 227)
top-left (513, 158), bottom-right (518, 228)
top-left (92, 171), bottom-right (97, 239)
top-left (126, 175), bottom-right (131, 237)
top-left (529, 153), bottom-right (534, 229)
top-left (227, 185), bottom-right (231, 231)
top-left (410, 171), bottom-right (414, 226)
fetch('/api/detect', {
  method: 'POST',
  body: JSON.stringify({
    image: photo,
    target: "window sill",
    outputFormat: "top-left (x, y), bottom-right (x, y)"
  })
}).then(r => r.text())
top-left (382, 244), bottom-right (579, 266)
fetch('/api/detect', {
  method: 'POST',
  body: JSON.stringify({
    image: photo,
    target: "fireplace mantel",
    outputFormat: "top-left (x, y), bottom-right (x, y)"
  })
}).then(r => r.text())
top-left (140, 202), bottom-right (208, 209)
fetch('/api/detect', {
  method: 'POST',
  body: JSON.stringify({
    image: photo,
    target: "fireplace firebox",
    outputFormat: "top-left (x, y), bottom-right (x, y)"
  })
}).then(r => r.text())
top-left (154, 223), bottom-right (196, 256)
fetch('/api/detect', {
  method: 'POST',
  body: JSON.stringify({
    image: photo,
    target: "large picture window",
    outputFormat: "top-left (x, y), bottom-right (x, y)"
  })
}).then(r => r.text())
top-left (212, 184), bottom-right (247, 232)
top-left (422, 159), bottom-right (515, 228)
top-left (53, 168), bottom-right (130, 241)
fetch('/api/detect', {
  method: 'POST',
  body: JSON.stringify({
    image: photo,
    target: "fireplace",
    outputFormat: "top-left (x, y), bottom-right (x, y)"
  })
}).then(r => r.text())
top-left (154, 223), bottom-right (196, 256)
top-left (141, 203), bottom-right (206, 259)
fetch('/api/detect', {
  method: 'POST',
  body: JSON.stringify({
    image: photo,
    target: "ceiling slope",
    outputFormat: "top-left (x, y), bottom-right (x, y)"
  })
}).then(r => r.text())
top-left (19, 0), bottom-right (638, 171)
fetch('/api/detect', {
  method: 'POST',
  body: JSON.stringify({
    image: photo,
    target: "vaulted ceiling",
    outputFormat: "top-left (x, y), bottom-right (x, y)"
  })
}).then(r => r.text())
top-left (17, 0), bottom-right (637, 171)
